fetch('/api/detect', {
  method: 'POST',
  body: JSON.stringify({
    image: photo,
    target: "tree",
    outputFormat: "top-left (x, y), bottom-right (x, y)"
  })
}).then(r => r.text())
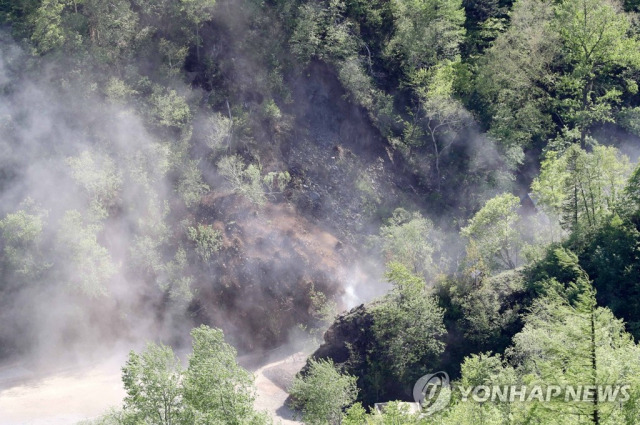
top-left (58, 209), bottom-right (116, 297)
top-left (217, 155), bottom-right (290, 206)
top-left (531, 145), bottom-right (632, 235)
top-left (157, 246), bottom-right (194, 306)
top-left (30, 0), bottom-right (66, 53)
top-left (429, 353), bottom-right (515, 425)
top-left (432, 249), bottom-right (640, 424)
top-left (150, 87), bottom-right (191, 129)
top-left (176, 159), bottom-right (209, 208)
top-left (121, 326), bottom-right (269, 425)
top-left (186, 223), bottom-right (221, 262)
top-left (443, 269), bottom-right (526, 355)
top-left (203, 112), bottom-right (232, 153)
top-left (371, 262), bottom-right (446, 383)
top-left (623, 163), bottom-right (640, 214)
top-left (67, 151), bottom-right (122, 220)
top-left (121, 343), bottom-right (185, 425)
top-left (82, 0), bottom-right (139, 64)
top-left (385, 0), bottom-right (466, 73)
top-left (506, 249), bottom-right (640, 424)
top-left (378, 208), bottom-right (442, 280)
top-left (553, 0), bottom-right (640, 146)
top-left (289, 358), bottom-right (358, 425)
top-left (405, 59), bottom-right (469, 190)
top-left (0, 204), bottom-right (49, 280)
top-left (461, 193), bottom-right (523, 271)
top-left (461, 0), bottom-right (504, 56)
top-left (0, 0), bottom-right (41, 40)
top-left (183, 325), bottom-right (265, 424)
top-left (477, 0), bottom-right (559, 153)
top-left (179, 0), bottom-right (216, 61)
top-left (423, 61), bottom-right (468, 190)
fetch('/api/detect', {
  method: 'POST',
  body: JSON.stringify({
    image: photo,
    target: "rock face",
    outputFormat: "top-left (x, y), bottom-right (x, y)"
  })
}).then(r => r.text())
top-left (300, 302), bottom-right (409, 406)
top-left (310, 304), bottom-right (375, 366)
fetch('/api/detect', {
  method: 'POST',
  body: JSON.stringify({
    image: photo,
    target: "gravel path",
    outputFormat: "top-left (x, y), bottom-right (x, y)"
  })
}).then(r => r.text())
top-left (0, 347), bottom-right (309, 425)
top-left (251, 352), bottom-right (307, 425)
top-left (0, 356), bottom-right (125, 425)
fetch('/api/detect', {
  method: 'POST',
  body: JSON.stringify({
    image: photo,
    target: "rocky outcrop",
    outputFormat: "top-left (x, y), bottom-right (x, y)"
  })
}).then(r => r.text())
top-left (299, 302), bottom-right (410, 406)
top-left (308, 303), bottom-right (375, 367)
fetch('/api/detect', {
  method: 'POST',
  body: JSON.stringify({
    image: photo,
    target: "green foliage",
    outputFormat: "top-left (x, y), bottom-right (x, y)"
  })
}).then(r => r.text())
top-left (121, 343), bottom-right (184, 425)
top-left (0, 204), bottom-right (49, 279)
top-left (505, 251), bottom-right (640, 422)
top-left (461, 193), bottom-right (523, 271)
top-left (290, 3), bottom-right (325, 63)
top-left (121, 326), bottom-right (269, 425)
top-left (183, 325), bottom-right (265, 424)
top-left (477, 0), bottom-right (559, 151)
top-left (444, 270), bottom-right (525, 354)
top-left (5, 3), bottom-right (640, 423)
top-left (618, 107), bottom-right (640, 138)
top-left (176, 159), bottom-right (209, 208)
top-left (290, 1), bottom-right (359, 63)
top-left (342, 402), bottom-right (369, 425)
top-left (531, 144), bottom-right (632, 235)
top-left (83, 0), bottom-right (140, 64)
top-left (378, 208), bottom-right (442, 280)
top-left (433, 250), bottom-right (640, 424)
top-left (308, 284), bottom-right (338, 330)
top-left (129, 197), bottom-right (171, 277)
top-left (260, 98), bottom-right (282, 123)
top-left (150, 88), bottom-right (191, 129)
top-left (158, 246), bottom-right (194, 306)
top-left (186, 223), bottom-right (221, 262)
top-left (218, 155), bottom-right (290, 206)
top-left (58, 209), bottom-right (116, 297)
top-left (158, 38), bottom-right (189, 77)
top-left (385, 0), bottom-right (466, 72)
top-left (30, 0), bottom-right (66, 54)
top-left (179, 0), bottom-right (216, 29)
top-left (554, 0), bottom-right (640, 143)
top-left (104, 77), bottom-right (138, 102)
top-left (372, 262), bottom-right (446, 383)
top-left (203, 112), bottom-right (233, 153)
top-left (289, 0), bottom-right (395, 137)
top-left (289, 357), bottom-right (358, 425)
top-left (75, 408), bottom-right (131, 425)
top-left (415, 59), bottom-right (469, 186)
top-left (67, 151), bottom-right (122, 219)
top-left (0, 0), bottom-right (41, 39)
top-left (342, 400), bottom-right (434, 424)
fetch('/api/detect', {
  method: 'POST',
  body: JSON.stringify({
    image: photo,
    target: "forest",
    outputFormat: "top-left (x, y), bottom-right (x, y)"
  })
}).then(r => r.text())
top-left (1, 0), bottom-right (640, 423)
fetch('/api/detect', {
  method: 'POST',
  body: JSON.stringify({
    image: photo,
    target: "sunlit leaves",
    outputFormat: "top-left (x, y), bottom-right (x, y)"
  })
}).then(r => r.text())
top-left (531, 145), bottom-right (632, 234)
top-left (218, 155), bottom-right (290, 206)
top-left (386, 0), bottom-right (466, 72)
top-left (67, 150), bottom-right (122, 220)
top-left (186, 223), bottom-right (221, 262)
top-left (378, 208), bottom-right (442, 280)
top-left (461, 193), bottom-right (522, 271)
top-left (57, 209), bottom-right (116, 297)
top-left (0, 204), bottom-right (49, 279)
top-left (289, 358), bottom-right (358, 425)
top-left (372, 262), bottom-right (446, 383)
top-left (122, 326), bottom-right (268, 425)
top-left (122, 343), bottom-right (184, 425)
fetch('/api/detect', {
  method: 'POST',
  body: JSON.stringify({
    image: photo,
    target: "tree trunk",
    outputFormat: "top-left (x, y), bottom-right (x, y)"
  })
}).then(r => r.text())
top-left (590, 310), bottom-right (600, 425)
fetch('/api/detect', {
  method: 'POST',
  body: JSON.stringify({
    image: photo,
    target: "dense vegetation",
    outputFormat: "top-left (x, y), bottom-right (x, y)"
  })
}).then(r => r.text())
top-left (2, 0), bottom-right (640, 423)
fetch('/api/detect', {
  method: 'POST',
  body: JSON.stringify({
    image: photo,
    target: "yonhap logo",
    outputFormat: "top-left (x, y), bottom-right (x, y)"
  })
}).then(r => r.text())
top-left (413, 371), bottom-right (451, 415)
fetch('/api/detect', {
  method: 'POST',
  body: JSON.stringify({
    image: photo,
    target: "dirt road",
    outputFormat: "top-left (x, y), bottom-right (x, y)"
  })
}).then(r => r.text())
top-left (0, 346), bottom-right (307, 425)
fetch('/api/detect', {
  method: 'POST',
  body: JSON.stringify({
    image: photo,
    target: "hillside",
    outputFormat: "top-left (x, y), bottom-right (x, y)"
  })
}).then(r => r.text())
top-left (1, 0), bottom-right (640, 424)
